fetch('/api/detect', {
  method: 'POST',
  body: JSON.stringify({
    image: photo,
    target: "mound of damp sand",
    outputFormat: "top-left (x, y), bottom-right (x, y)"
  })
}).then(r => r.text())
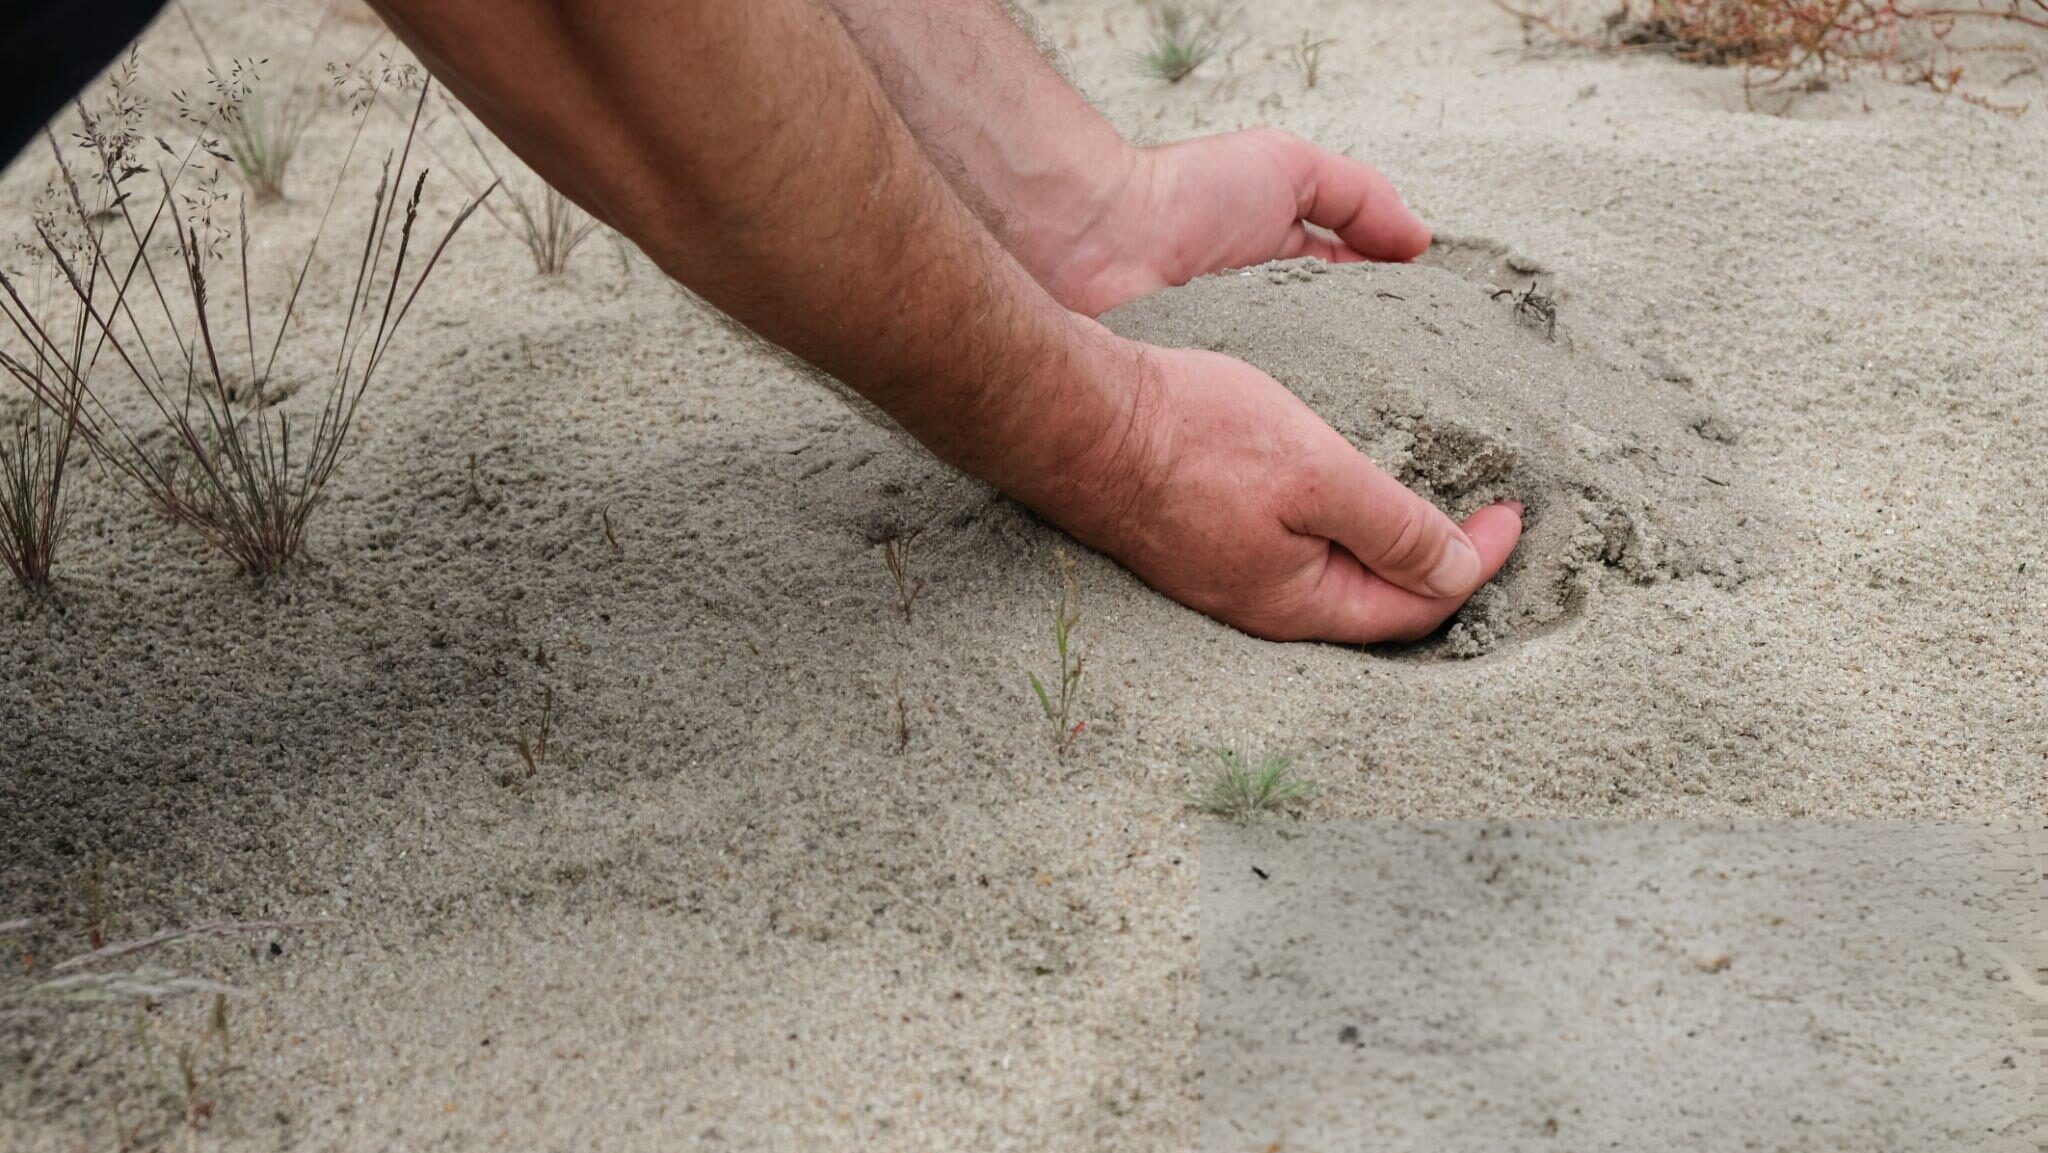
top-left (1105, 247), bottom-right (1764, 657)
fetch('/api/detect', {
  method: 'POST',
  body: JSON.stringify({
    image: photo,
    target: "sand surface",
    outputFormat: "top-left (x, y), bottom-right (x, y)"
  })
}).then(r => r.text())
top-left (1201, 822), bottom-right (2042, 1152)
top-left (3, 0), bottom-right (2046, 1149)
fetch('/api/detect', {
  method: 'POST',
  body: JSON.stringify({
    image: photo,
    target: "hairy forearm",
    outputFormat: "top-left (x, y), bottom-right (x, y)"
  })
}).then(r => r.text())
top-left (821, 0), bottom-right (1133, 275)
top-left (368, 0), bottom-right (1141, 511)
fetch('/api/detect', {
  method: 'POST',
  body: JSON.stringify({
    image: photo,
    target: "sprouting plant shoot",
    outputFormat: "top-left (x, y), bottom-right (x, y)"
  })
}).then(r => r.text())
top-left (881, 525), bottom-right (925, 623)
top-left (81, 855), bottom-right (111, 951)
top-left (515, 685), bottom-right (554, 777)
top-left (1290, 31), bottom-right (1338, 89)
top-left (1190, 747), bottom-right (1312, 821)
top-left (1028, 547), bottom-right (1086, 755)
top-left (0, 59), bottom-right (494, 576)
top-left (892, 670), bottom-right (911, 753)
top-left (1140, 2), bottom-right (1227, 83)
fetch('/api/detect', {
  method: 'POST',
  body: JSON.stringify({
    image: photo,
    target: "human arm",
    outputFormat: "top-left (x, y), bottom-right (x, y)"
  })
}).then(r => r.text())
top-left (366, 0), bottom-right (1519, 641)
top-left (822, 0), bottom-right (1437, 315)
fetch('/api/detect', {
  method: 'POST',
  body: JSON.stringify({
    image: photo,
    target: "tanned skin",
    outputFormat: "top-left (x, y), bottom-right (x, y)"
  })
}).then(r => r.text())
top-left (369, 0), bottom-right (1523, 643)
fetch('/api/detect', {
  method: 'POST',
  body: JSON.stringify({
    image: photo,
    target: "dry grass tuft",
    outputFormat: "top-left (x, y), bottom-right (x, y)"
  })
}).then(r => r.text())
top-left (1189, 747), bottom-right (1312, 821)
top-left (1493, 0), bottom-right (2048, 111)
top-left (0, 316), bottom-right (82, 592)
top-left (1139, 2), bottom-right (1233, 83)
top-left (0, 57), bottom-right (492, 576)
top-left (3, 918), bottom-right (331, 1148)
top-left (175, 0), bottom-right (344, 202)
top-left (438, 94), bottom-right (600, 276)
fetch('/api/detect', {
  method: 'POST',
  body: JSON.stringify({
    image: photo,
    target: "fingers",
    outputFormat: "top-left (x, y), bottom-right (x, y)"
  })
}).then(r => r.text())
top-left (1458, 501), bottom-right (1526, 572)
top-left (1299, 502), bottom-right (1524, 645)
top-left (1272, 222), bottom-right (1359, 266)
top-left (1263, 129), bottom-right (1431, 263)
top-left (1291, 441), bottom-right (1493, 600)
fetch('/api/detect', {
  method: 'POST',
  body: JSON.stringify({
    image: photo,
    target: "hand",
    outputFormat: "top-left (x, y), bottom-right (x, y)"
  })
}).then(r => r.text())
top-left (1033, 128), bottom-right (1433, 317)
top-left (1046, 343), bottom-right (1522, 644)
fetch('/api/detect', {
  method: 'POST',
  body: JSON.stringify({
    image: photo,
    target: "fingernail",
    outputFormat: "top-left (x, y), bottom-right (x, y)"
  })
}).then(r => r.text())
top-left (1502, 500), bottom-right (1524, 517)
top-left (1424, 536), bottom-right (1481, 598)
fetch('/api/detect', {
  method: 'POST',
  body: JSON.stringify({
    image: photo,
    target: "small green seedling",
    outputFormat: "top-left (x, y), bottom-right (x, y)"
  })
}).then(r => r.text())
top-left (1190, 748), bottom-right (1312, 821)
top-left (210, 992), bottom-right (232, 1067)
top-left (1140, 3), bottom-right (1227, 83)
top-left (126, 991), bottom-right (232, 1141)
top-left (1028, 548), bottom-right (1085, 755)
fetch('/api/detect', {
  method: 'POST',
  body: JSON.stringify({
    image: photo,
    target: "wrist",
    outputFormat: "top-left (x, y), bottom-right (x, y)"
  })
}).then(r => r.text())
top-left (1001, 133), bottom-right (1145, 300)
top-left (986, 318), bottom-right (1169, 546)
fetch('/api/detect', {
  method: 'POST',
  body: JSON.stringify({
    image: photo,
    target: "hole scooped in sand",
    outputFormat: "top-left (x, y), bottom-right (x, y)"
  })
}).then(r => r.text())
top-left (1417, 234), bottom-right (1559, 296)
top-left (1104, 255), bottom-right (1759, 659)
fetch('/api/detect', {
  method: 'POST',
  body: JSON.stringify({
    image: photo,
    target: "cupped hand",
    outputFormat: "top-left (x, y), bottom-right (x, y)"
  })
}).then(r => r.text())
top-left (1037, 128), bottom-right (1434, 318)
top-left (1053, 344), bottom-right (1521, 644)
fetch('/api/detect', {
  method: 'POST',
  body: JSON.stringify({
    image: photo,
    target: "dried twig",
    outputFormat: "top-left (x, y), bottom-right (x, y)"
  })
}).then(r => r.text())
top-left (1491, 0), bottom-right (2047, 111)
top-left (515, 685), bottom-right (553, 776)
top-left (892, 670), bottom-right (911, 753)
top-left (52, 918), bottom-right (335, 972)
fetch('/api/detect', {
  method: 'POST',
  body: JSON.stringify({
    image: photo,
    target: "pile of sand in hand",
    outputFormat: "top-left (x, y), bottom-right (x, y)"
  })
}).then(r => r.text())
top-left (1105, 244), bottom-right (1764, 657)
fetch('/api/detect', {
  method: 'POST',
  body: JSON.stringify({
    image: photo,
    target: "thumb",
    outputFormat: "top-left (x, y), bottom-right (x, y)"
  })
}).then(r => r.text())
top-left (1262, 129), bottom-right (1432, 263)
top-left (1293, 440), bottom-right (1489, 599)
top-left (1293, 502), bottom-right (1525, 645)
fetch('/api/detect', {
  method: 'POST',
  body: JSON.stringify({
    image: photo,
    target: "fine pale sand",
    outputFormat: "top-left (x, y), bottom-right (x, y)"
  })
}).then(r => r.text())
top-left (3, 1), bottom-right (2045, 1149)
top-left (1201, 823), bottom-right (2041, 1152)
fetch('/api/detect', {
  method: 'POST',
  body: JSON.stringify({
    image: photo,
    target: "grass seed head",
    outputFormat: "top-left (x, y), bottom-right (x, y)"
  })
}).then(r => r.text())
top-left (0, 59), bottom-right (492, 576)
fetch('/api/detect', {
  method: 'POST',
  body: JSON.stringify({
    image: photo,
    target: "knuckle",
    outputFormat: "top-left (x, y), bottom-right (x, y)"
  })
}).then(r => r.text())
top-left (1248, 126), bottom-right (1302, 150)
top-left (1372, 503), bottom-right (1439, 575)
top-left (1242, 127), bottom-right (1308, 171)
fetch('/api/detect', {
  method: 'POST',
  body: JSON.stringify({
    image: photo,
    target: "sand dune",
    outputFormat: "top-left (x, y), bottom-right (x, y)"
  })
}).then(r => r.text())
top-left (2, 0), bottom-right (2044, 1149)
